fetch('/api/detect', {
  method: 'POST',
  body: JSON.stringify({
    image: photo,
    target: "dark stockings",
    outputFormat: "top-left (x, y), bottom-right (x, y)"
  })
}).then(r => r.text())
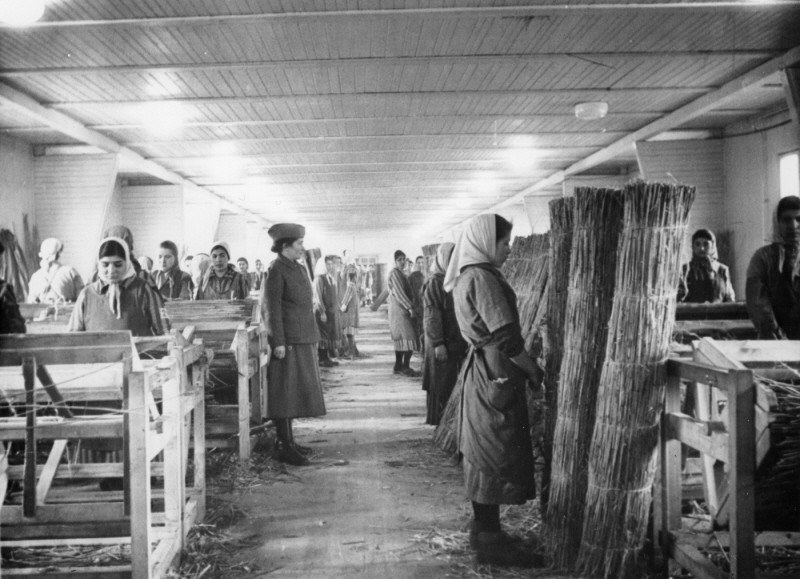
top-left (472, 502), bottom-right (501, 533)
top-left (402, 351), bottom-right (412, 369)
top-left (275, 418), bottom-right (293, 444)
top-left (394, 352), bottom-right (404, 370)
top-left (347, 335), bottom-right (358, 356)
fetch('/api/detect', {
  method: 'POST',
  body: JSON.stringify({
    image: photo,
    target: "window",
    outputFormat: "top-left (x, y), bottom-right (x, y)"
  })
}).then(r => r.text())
top-left (780, 151), bottom-right (800, 198)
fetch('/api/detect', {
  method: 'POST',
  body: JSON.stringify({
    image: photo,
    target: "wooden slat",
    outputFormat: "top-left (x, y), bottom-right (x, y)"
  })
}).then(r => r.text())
top-left (0, 332), bottom-right (134, 366)
top-left (35, 439), bottom-right (68, 505)
top-left (667, 413), bottom-right (728, 463)
top-left (23, 356), bottom-right (37, 518)
top-left (671, 537), bottom-right (728, 579)
top-left (0, 417), bottom-right (124, 440)
top-left (1, 502), bottom-right (126, 525)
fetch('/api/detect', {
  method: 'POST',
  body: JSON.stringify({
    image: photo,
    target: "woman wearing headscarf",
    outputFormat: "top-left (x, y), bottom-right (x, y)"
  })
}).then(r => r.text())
top-left (265, 223), bottom-right (326, 466)
top-left (313, 255), bottom-right (341, 367)
top-left (196, 241), bottom-right (249, 300)
top-left (153, 240), bottom-right (193, 301)
top-left (101, 225), bottom-right (155, 287)
top-left (339, 264), bottom-right (361, 359)
top-left (388, 250), bottom-right (421, 376)
top-left (27, 238), bottom-right (85, 303)
top-left (69, 237), bottom-right (164, 336)
top-left (445, 214), bottom-right (544, 568)
top-left (422, 242), bottom-right (466, 426)
top-left (677, 228), bottom-right (735, 303)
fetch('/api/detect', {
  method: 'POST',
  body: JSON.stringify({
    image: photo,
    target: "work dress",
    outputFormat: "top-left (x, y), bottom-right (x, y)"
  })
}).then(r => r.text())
top-left (677, 258), bottom-right (735, 303)
top-left (746, 243), bottom-right (800, 339)
top-left (27, 264), bottom-right (85, 303)
top-left (387, 267), bottom-right (420, 352)
top-left (313, 274), bottom-right (342, 350)
top-left (453, 263), bottom-right (535, 505)
top-left (197, 265), bottom-right (249, 300)
top-left (422, 273), bottom-right (467, 425)
top-left (153, 268), bottom-right (193, 301)
top-left (340, 280), bottom-right (360, 336)
top-left (408, 270), bottom-right (425, 341)
top-left (266, 255), bottom-right (326, 419)
top-left (68, 277), bottom-right (164, 336)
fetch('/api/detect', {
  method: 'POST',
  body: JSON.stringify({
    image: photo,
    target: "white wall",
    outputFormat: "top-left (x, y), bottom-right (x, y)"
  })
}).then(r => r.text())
top-left (215, 212), bottom-right (249, 260)
top-left (121, 184), bottom-right (184, 261)
top-left (0, 135), bottom-right (36, 266)
top-left (34, 154), bottom-right (119, 280)
top-left (723, 122), bottom-right (800, 297)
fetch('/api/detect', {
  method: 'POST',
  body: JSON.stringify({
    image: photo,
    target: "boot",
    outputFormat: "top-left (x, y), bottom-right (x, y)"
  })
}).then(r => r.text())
top-left (472, 531), bottom-right (544, 568)
top-left (275, 419), bottom-right (309, 466)
top-left (318, 349), bottom-right (335, 368)
top-left (287, 419), bottom-right (312, 455)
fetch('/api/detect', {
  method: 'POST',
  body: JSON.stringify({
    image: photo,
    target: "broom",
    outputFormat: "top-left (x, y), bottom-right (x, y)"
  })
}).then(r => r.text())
top-left (546, 188), bottom-right (624, 569)
top-left (541, 197), bottom-right (575, 510)
top-left (577, 181), bottom-right (695, 578)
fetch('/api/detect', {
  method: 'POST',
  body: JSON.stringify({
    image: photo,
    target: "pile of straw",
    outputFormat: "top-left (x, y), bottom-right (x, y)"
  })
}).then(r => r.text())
top-left (547, 188), bottom-right (624, 568)
top-left (577, 181), bottom-right (695, 578)
top-left (542, 198), bottom-right (575, 508)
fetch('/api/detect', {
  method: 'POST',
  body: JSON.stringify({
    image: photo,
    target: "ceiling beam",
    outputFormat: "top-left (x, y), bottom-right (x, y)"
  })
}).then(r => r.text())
top-left (0, 81), bottom-right (263, 223)
top-left (446, 43), bottom-right (800, 233)
top-left (0, 51), bottom-right (776, 77)
top-left (9, 3), bottom-right (800, 29)
top-left (46, 87), bottom-right (716, 108)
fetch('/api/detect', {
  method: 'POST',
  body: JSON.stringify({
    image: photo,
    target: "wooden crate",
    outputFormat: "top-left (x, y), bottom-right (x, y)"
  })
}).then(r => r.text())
top-left (163, 299), bottom-right (266, 463)
top-left (0, 331), bottom-right (207, 578)
top-left (660, 339), bottom-right (800, 579)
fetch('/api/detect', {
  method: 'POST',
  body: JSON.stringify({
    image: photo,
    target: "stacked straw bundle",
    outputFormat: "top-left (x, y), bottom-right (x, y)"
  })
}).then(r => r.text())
top-left (577, 181), bottom-right (695, 578)
top-left (547, 188), bottom-right (624, 568)
top-left (542, 197), bottom-right (575, 508)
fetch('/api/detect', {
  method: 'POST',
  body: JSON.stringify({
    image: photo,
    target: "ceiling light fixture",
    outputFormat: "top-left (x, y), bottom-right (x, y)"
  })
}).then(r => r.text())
top-left (574, 101), bottom-right (609, 120)
top-left (0, 0), bottom-right (45, 26)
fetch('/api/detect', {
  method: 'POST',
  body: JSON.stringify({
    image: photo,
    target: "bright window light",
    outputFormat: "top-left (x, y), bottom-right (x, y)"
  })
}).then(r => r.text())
top-left (141, 102), bottom-right (189, 137)
top-left (780, 152), bottom-right (800, 199)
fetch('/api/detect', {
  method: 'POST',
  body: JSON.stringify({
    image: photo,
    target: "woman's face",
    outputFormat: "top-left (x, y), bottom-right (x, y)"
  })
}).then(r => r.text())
top-left (158, 248), bottom-right (177, 272)
top-left (778, 209), bottom-right (800, 241)
top-left (282, 238), bottom-right (305, 261)
top-left (211, 249), bottom-right (229, 271)
top-left (692, 238), bottom-right (713, 259)
top-left (99, 255), bottom-right (126, 283)
top-left (494, 233), bottom-right (512, 266)
top-left (395, 255), bottom-right (406, 269)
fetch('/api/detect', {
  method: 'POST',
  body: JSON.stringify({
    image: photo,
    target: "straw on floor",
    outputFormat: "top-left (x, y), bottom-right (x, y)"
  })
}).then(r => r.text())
top-left (576, 181), bottom-right (695, 578)
top-left (542, 197), bottom-right (575, 509)
top-left (547, 188), bottom-right (624, 569)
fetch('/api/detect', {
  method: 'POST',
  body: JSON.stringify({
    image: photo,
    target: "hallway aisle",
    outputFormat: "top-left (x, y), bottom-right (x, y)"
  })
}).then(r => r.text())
top-left (228, 307), bottom-right (467, 578)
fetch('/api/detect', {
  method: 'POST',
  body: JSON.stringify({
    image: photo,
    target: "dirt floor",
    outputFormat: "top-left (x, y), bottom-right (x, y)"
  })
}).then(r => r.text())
top-left (186, 307), bottom-right (566, 579)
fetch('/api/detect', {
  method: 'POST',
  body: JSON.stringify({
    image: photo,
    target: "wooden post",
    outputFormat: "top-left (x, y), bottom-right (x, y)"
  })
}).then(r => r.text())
top-left (727, 369), bottom-right (755, 579)
top-left (236, 325), bottom-right (251, 462)
top-left (23, 356), bottom-right (37, 518)
top-left (694, 381), bottom-right (720, 516)
top-left (162, 359), bottom-right (183, 544)
top-left (122, 356), bottom-right (132, 517)
top-left (128, 369), bottom-right (153, 579)
top-left (192, 362), bottom-right (207, 524)
top-left (661, 369), bottom-right (682, 559)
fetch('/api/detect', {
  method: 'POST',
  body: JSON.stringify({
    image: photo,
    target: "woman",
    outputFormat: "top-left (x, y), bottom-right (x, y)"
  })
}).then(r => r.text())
top-left (678, 228), bottom-right (735, 303)
top-left (153, 240), bottom-right (193, 300)
top-left (388, 250), bottom-right (421, 377)
top-left (265, 223), bottom-right (326, 466)
top-left (422, 242), bottom-right (466, 426)
top-left (196, 241), bottom-right (249, 300)
top-left (237, 257), bottom-right (256, 292)
top-left (408, 255), bottom-right (426, 347)
top-left (69, 237), bottom-right (164, 336)
top-left (444, 214), bottom-right (543, 568)
top-left (313, 256), bottom-right (341, 367)
top-left (339, 265), bottom-right (360, 359)
top-left (27, 237), bottom-right (85, 303)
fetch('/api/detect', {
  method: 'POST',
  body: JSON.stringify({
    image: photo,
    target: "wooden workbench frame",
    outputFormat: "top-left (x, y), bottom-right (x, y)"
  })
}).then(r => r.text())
top-left (0, 331), bottom-right (207, 578)
top-left (661, 353), bottom-right (800, 579)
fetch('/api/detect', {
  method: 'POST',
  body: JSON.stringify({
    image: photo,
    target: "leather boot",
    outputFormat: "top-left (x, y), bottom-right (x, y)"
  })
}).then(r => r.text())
top-left (287, 419), bottom-right (312, 455)
top-left (472, 531), bottom-right (544, 568)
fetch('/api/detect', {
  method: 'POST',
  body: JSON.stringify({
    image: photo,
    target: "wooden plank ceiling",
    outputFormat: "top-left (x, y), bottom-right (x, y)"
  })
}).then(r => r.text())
top-left (1, 0), bottom-right (800, 238)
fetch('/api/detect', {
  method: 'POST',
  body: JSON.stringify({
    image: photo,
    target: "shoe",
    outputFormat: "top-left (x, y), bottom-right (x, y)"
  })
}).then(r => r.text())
top-left (472, 532), bottom-right (544, 568)
top-left (276, 442), bottom-right (310, 466)
top-left (468, 522), bottom-right (522, 550)
top-left (319, 359), bottom-right (335, 368)
top-left (292, 441), bottom-right (313, 456)
top-left (393, 367), bottom-right (404, 375)
top-left (402, 368), bottom-right (421, 378)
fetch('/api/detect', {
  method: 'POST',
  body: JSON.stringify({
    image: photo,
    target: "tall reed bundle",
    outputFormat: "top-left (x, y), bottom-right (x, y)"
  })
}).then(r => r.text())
top-left (547, 188), bottom-right (624, 569)
top-left (542, 197), bottom-right (575, 509)
top-left (577, 181), bottom-right (695, 578)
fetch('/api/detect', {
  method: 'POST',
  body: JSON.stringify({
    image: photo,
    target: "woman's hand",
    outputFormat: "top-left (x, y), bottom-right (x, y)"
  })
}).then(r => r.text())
top-left (340, 305), bottom-right (347, 312)
top-left (320, 312), bottom-right (327, 323)
top-left (434, 344), bottom-right (448, 362)
top-left (274, 346), bottom-right (286, 359)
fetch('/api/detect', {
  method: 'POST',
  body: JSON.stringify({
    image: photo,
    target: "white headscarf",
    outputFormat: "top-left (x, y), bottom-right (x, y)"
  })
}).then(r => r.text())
top-left (313, 257), bottom-right (328, 277)
top-left (430, 242), bottom-right (455, 277)
top-left (97, 236), bottom-right (137, 319)
top-left (443, 214), bottom-right (501, 292)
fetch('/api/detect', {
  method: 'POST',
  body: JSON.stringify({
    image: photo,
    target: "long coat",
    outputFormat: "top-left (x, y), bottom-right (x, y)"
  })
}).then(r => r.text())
top-left (314, 274), bottom-right (341, 349)
top-left (265, 254), bottom-right (325, 418)
top-left (453, 263), bottom-right (535, 505)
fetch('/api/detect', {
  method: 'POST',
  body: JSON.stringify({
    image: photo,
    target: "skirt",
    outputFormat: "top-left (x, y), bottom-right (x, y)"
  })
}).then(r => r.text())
top-left (266, 343), bottom-right (326, 419)
top-left (388, 297), bottom-right (420, 352)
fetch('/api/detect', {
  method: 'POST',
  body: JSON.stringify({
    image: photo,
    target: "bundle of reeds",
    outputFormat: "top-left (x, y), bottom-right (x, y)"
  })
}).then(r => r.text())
top-left (546, 188), bottom-right (624, 569)
top-left (502, 234), bottom-right (550, 355)
top-left (541, 197), bottom-right (575, 509)
top-left (577, 181), bottom-right (695, 578)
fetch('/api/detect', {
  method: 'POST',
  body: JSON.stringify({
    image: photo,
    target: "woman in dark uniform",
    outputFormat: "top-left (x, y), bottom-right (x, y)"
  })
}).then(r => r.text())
top-left (69, 237), bottom-right (164, 336)
top-left (444, 214), bottom-right (544, 568)
top-left (422, 242), bottom-right (466, 425)
top-left (265, 223), bottom-right (326, 466)
top-left (153, 240), bottom-right (193, 301)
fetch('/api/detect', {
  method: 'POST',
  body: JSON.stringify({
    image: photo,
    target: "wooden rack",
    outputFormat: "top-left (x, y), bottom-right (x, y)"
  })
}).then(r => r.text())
top-left (660, 338), bottom-right (800, 579)
top-left (673, 302), bottom-right (756, 343)
top-left (0, 331), bottom-right (207, 578)
top-left (164, 299), bottom-right (266, 462)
